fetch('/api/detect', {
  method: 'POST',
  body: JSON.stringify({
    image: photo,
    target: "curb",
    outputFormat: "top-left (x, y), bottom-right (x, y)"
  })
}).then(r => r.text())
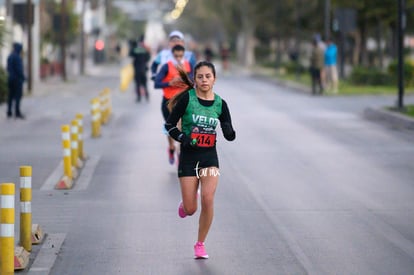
top-left (26, 233), bottom-right (66, 275)
top-left (363, 107), bottom-right (414, 130)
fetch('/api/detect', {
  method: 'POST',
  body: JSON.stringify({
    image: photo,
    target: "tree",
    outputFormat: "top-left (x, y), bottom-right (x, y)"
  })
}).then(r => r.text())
top-left (176, 0), bottom-right (414, 70)
top-left (0, 19), bottom-right (8, 104)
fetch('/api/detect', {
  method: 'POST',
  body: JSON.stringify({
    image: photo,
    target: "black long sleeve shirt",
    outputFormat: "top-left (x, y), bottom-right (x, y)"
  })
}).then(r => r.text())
top-left (165, 91), bottom-right (236, 143)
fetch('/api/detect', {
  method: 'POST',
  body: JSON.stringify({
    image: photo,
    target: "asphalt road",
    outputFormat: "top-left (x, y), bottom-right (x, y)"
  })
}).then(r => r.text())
top-left (1, 62), bottom-right (414, 275)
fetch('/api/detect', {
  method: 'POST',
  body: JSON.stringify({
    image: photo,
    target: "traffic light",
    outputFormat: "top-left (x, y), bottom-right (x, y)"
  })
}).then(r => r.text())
top-left (94, 39), bottom-right (105, 64)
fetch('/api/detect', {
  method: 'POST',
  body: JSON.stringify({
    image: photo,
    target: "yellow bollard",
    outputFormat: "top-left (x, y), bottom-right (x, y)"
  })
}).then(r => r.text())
top-left (103, 89), bottom-right (110, 124)
top-left (56, 125), bottom-right (74, 189)
top-left (120, 63), bottom-right (133, 92)
top-left (0, 183), bottom-right (15, 275)
top-left (75, 113), bottom-right (86, 160)
top-left (71, 119), bottom-right (83, 169)
top-left (99, 90), bottom-right (107, 125)
top-left (104, 88), bottom-right (112, 118)
top-left (19, 166), bottom-right (32, 252)
top-left (61, 125), bottom-right (72, 179)
top-left (90, 98), bottom-right (101, 138)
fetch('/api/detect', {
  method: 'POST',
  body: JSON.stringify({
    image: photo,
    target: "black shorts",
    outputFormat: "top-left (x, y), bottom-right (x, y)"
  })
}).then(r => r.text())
top-left (177, 147), bottom-right (219, 177)
top-left (161, 97), bottom-right (170, 122)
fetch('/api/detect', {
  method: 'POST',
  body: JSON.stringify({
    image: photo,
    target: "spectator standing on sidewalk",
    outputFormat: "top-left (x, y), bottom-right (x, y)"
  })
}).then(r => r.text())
top-left (6, 42), bottom-right (26, 119)
top-left (220, 42), bottom-right (230, 71)
top-left (309, 39), bottom-right (324, 95)
top-left (324, 38), bottom-right (338, 93)
top-left (129, 35), bottom-right (151, 102)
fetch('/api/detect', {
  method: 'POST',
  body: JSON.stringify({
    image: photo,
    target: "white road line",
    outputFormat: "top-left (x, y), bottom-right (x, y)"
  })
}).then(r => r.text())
top-left (40, 155), bottom-right (101, 191)
top-left (40, 161), bottom-right (63, 190)
top-left (27, 233), bottom-right (66, 275)
top-left (74, 155), bottom-right (101, 190)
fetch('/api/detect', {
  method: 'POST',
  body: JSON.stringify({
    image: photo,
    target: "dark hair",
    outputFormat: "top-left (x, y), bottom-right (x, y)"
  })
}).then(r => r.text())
top-left (171, 44), bottom-right (185, 53)
top-left (167, 61), bottom-right (216, 111)
top-left (195, 61), bottom-right (216, 78)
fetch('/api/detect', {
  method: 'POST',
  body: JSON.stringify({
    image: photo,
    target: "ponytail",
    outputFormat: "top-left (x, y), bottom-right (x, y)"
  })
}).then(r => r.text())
top-left (167, 66), bottom-right (194, 111)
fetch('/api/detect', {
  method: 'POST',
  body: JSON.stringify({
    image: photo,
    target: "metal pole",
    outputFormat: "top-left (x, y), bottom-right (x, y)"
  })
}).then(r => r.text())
top-left (397, 0), bottom-right (405, 109)
top-left (324, 0), bottom-right (331, 39)
top-left (80, 0), bottom-right (86, 75)
top-left (26, 0), bottom-right (32, 93)
top-left (295, 0), bottom-right (300, 79)
top-left (60, 0), bottom-right (67, 81)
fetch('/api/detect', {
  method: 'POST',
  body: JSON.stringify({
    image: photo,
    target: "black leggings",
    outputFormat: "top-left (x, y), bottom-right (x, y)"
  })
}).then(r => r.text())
top-left (134, 74), bottom-right (148, 100)
top-left (7, 80), bottom-right (23, 116)
top-left (161, 96), bottom-right (170, 122)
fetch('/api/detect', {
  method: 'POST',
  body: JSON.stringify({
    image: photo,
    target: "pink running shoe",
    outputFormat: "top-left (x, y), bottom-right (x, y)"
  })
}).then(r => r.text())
top-left (194, 242), bottom-right (209, 259)
top-left (178, 201), bottom-right (187, 218)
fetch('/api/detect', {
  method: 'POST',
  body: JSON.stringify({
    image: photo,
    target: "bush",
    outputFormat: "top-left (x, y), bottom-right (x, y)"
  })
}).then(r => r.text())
top-left (255, 45), bottom-right (271, 63)
top-left (0, 67), bottom-right (7, 105)
top-left (281, 61), bottom-right (306, 75)
top-left (388, 60), bottom-right (414, 86)
top-left (349, 66), bottom-right (393, 86)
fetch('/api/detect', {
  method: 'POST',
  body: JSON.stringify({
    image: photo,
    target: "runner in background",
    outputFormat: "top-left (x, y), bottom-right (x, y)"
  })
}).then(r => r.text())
top-left (150, 30), bottom-right (197, 81)
top-left (154, 45), bottom-right (194, 165)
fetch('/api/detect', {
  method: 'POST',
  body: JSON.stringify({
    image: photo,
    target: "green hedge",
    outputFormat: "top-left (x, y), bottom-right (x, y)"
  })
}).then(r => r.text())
top-left (348, 61), bottom-right (414, 86)
top-left (349, 66), bottom-right (393, 86)
top-left (281, 61), bottom-right (306, 75)
top-left (388, 60), bottom-right (414, 86)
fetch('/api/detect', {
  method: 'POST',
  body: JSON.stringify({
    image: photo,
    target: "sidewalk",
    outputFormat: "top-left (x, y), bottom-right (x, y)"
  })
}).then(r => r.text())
top-left (0, 62), bottom-right (123, 274)
top-left (250, 66), bottom-right (414, 131)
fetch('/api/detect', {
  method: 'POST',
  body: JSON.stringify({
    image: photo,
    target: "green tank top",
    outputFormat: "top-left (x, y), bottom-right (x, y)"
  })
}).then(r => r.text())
top-left (182, 89), bottom-right (222, 148)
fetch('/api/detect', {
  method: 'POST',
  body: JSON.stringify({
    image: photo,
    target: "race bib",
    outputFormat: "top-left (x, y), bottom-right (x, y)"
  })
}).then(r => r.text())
top-left (190, 126), bottom-right (216, 147)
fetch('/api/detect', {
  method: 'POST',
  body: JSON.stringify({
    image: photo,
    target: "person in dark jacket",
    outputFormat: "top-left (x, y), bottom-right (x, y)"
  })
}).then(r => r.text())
top-left (7, 42), bottom-right (26, 119)
top-left (129, 35), bottom-right (151, 102)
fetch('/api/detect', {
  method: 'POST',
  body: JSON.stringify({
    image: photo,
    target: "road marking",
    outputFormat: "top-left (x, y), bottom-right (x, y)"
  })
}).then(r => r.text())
top-left (41, 161), bottom-right (63, 190)
top-left (74, 155), bottom-right (101, 190)
top-left (27, 233), bottom-right (66, 275)
top-left (41, 155), bottom-right (101, 191)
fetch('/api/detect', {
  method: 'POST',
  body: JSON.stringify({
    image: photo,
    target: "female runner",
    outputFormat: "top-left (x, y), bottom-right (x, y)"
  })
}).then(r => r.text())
top-left (165, 61), bottom-right (236, 259)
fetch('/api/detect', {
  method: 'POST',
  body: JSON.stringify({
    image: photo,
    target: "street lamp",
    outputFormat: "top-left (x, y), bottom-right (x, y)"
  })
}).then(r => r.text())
top-left (55, 0), bottom-right (67, 81)
top-left (397, 0), bottom-right (405, 109)
top-left (324, 0), bottom-right (330, 40)
top-left (26, 0), bottom-right (33, 92)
